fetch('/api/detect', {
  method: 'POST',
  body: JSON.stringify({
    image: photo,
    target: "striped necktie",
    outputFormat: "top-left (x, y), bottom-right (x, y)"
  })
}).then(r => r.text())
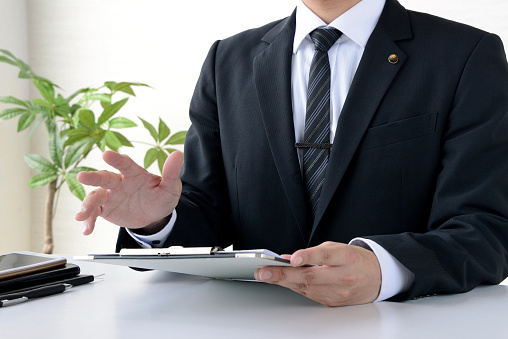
top-left (299, 27), bottom-right (342, 221)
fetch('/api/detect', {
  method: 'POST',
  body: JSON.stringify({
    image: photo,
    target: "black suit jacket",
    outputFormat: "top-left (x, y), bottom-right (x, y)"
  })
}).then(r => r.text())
top-left (118, 0), bottom-right (508, 300)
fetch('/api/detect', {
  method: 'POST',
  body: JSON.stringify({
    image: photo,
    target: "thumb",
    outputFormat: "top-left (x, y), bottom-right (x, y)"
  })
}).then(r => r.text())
top-left (160, 151), bottom-right (183, 187)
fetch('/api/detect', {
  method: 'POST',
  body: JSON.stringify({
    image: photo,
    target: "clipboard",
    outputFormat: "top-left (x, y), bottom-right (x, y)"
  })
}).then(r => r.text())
top-left (74, 247), bottom-right (291, 280)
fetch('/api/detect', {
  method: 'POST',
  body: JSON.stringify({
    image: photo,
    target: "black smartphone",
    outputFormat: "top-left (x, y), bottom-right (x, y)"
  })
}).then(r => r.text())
top-left (0, 251), bottom-right (66, 281)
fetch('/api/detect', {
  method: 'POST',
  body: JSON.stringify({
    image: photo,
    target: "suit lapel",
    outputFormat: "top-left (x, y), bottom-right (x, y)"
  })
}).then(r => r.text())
top-left (254, 11), bottom-right (310, 242)
top-left (311, 0), bottom-right (413, 237)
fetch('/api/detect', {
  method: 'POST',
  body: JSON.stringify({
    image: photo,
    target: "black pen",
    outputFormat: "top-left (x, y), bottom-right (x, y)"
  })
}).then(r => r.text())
top-left (0, 283), bottom-right (72, 307)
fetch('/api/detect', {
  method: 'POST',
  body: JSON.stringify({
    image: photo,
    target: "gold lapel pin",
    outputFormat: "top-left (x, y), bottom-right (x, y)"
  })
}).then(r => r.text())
top-left (388, 54), bottom-right (399, 64)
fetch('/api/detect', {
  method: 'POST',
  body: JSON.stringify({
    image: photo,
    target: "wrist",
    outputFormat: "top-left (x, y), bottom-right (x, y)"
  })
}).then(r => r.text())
top-left (133, 214), bottom-right (173, 236)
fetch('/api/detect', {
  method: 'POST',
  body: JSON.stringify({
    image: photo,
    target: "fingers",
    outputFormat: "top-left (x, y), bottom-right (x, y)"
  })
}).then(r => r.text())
top-left (76, 188), bottom-right (109, 236)
top-left (290, 241), bottom-right (356, 267)
top-left (254, 264), bottom-right (376, 307)
top-left (77, 152), bottom-right (148, 188)
top-left (77, 170), bottom-right (122, 189)
top-left (254, 242), bottom-right (382, 306)
top-left (75, 188), bottom-right (109, 222)
top-left (82, 205), bottom-right (102, 236)
top-left (255, 265), bottom-right (345, 286)
top-left (160, 151), bottom-right (183, 188)
top-left (102, 150), bottom-right (148, 178)
top-left (254, 266), bottom-right (351, 306)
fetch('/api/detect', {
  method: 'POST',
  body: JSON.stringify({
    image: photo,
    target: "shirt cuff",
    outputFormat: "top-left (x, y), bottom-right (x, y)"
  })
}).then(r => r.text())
top-left (349, 237), bottom-right (415, 302)
top-left (125, 210), bottom-right (177, 248)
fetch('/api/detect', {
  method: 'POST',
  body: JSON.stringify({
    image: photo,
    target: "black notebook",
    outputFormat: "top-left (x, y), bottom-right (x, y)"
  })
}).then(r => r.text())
top-left (0, 263), bottom-right (82, 294)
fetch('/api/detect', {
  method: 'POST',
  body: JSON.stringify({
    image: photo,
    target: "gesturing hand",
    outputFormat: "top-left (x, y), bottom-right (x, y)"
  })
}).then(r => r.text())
top-left (75, 150), bottom-right (183, 235)
top-left (254, 241), bottom-right (381, 307)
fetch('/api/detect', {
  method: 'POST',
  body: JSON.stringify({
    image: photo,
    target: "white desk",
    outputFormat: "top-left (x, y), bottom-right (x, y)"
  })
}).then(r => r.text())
top-left (2, 258), bottom-right (508, 339)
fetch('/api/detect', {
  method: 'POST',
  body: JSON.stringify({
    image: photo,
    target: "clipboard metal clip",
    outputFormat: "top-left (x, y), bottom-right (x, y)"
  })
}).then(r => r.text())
top-left (118, 246), bottom-right (223, 256)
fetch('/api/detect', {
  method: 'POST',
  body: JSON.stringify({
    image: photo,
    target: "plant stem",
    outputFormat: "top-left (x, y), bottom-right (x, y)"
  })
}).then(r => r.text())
top-left (131, 140), bottom-right (156, 147)
top-left (43, 179), bottom-right (57, 254)
top-left (52, 183), bottom-right (62, 220)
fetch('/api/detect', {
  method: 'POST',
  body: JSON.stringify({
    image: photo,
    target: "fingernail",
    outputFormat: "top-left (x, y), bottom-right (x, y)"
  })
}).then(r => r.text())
top-left (293, 256), bottom-right (303, 266)
top-left (79, 206), bottom-right (85, 213)
top-left (260, 270), bottom-right (272, 281)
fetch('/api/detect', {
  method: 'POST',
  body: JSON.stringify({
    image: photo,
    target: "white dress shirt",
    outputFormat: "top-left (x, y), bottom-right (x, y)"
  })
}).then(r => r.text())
top-left (129, 0), bottom-right (414, 302)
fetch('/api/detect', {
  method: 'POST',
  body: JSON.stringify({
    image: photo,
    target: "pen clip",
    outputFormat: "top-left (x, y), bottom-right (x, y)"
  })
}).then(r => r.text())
top-left (210, 246), bottom-right (223, 254)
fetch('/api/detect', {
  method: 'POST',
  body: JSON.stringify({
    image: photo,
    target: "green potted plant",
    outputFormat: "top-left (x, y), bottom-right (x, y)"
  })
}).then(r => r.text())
top-left (0, 49), bottom-right (186, 253)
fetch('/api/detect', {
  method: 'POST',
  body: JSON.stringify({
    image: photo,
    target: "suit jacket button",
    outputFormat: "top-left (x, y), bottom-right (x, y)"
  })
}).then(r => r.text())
top-left (388, 54), bottom-right (399, 64)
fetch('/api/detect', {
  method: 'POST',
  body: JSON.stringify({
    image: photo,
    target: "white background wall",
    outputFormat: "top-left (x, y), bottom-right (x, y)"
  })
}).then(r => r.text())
top-left (0, 0), bottom-right (31, 252)
top-left (1, 0), bottom-right (507, 254)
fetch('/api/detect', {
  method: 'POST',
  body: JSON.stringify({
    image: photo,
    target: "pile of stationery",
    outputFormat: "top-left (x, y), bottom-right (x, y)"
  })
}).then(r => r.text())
top-left (0, 251), bottom-right (94, 307)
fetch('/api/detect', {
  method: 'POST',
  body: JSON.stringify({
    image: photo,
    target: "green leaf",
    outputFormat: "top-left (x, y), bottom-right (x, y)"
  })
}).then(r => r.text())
top-left (125, 82), bottom-right (149, 88)
top-left (63, 128), bottom-right (91, 147)
top-left (65, 176), bottom-right (86, 201)
top-left (31, 98), bottom-right (51, 107)
top-left (54, 105), bottom-right (72, 119)
top-left (49, 128), bottom-right (64, 168)
top-left (79, 109), bottom-right (96, 130)
top-left (67, 88), bottom-right (89, 102)
top-left (143, 148), bottom-right (158, 169)
top-left (157, 150), bottom-right (168, 174)
top-left (0, 49), bottom-right (16, 58)
top-left (17, 112), bottom-right (36, 131)
top-left (0, 108), bottom-right (27, 120)
top-left (64, 138), bottom-right (89, 168)
top-left (27, 117), bottom-right (43, 141)
top-left (115, 84), bottom-right (135, 96)
top-left (0, 55), bottom-right (17, 66)
top-left (0, 96), bottom-right (28, 107)
top-left (70, 104), bottom-right (81, 115)
top-left (14, 58), bottom-right (34, 80)
top-left (100, 100), bottom-right (110, 109)
top-left (72, 106), bottom-right (86, 126)
top-left (97, 97), bottom-right (128, 126)
top-left (158, 118), bottom-right (170, 141)
top-left (104, 81), bottom-right (117, 91)
top-left (28, 173), bottom-right (59, 188)
top-left (139, 117), bottom-right (158, 142)
top-left (32, 79), bottom-right (55, 104)
top-left (86, 93), bottom-right (111, 103)
top-left (98, 138), bottom-right (106, 152)
top-left (27, 102), bottom-right (50, 116)
top-left (24, 154), bottom-right (57, 172)
top-left (109, 117), bottom-right (137, 129)
top-left (113, 82), bottom-right (147, 96)
top-left (111, 82), bottom-right (149, 96)
top-left (18, 70), bottom-right (30, 79)
top-left (66, 128), bottom-right (89, 137)
top-left (68, 167), bottom-right (96, 176)
top-left (33, 74), bottom-right (60, 88)
top-left (104, 130), bottom-right (122, 151)
top-left (63, 135), bottom-right (88, 148)
top-left (165, 148), bottom-right (179, 154)
top-left (113, 131), bottom-right (133, 147)
top-left (165, 131), bottom-right (187, 145)
top-left (55, 93), bottom-right (67, 106)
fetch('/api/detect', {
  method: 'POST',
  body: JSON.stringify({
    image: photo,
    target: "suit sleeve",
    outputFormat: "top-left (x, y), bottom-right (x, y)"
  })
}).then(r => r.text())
top-left (368, 34), bottom-right (508, 300)
top-left (117, 40), bottom-right (233, 251)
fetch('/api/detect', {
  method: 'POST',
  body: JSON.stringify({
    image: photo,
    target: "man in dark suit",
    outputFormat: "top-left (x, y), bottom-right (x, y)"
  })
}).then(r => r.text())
top-left (76, 0), bottom-right (508, 306)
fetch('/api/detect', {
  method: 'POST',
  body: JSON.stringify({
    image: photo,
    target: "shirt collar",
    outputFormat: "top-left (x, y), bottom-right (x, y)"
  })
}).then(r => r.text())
top-left (293, 0), bottom-right (386, 53)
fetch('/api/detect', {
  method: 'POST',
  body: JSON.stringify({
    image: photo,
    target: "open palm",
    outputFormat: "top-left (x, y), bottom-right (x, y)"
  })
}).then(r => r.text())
top-left (75, 150), bottom-right (183, 235)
